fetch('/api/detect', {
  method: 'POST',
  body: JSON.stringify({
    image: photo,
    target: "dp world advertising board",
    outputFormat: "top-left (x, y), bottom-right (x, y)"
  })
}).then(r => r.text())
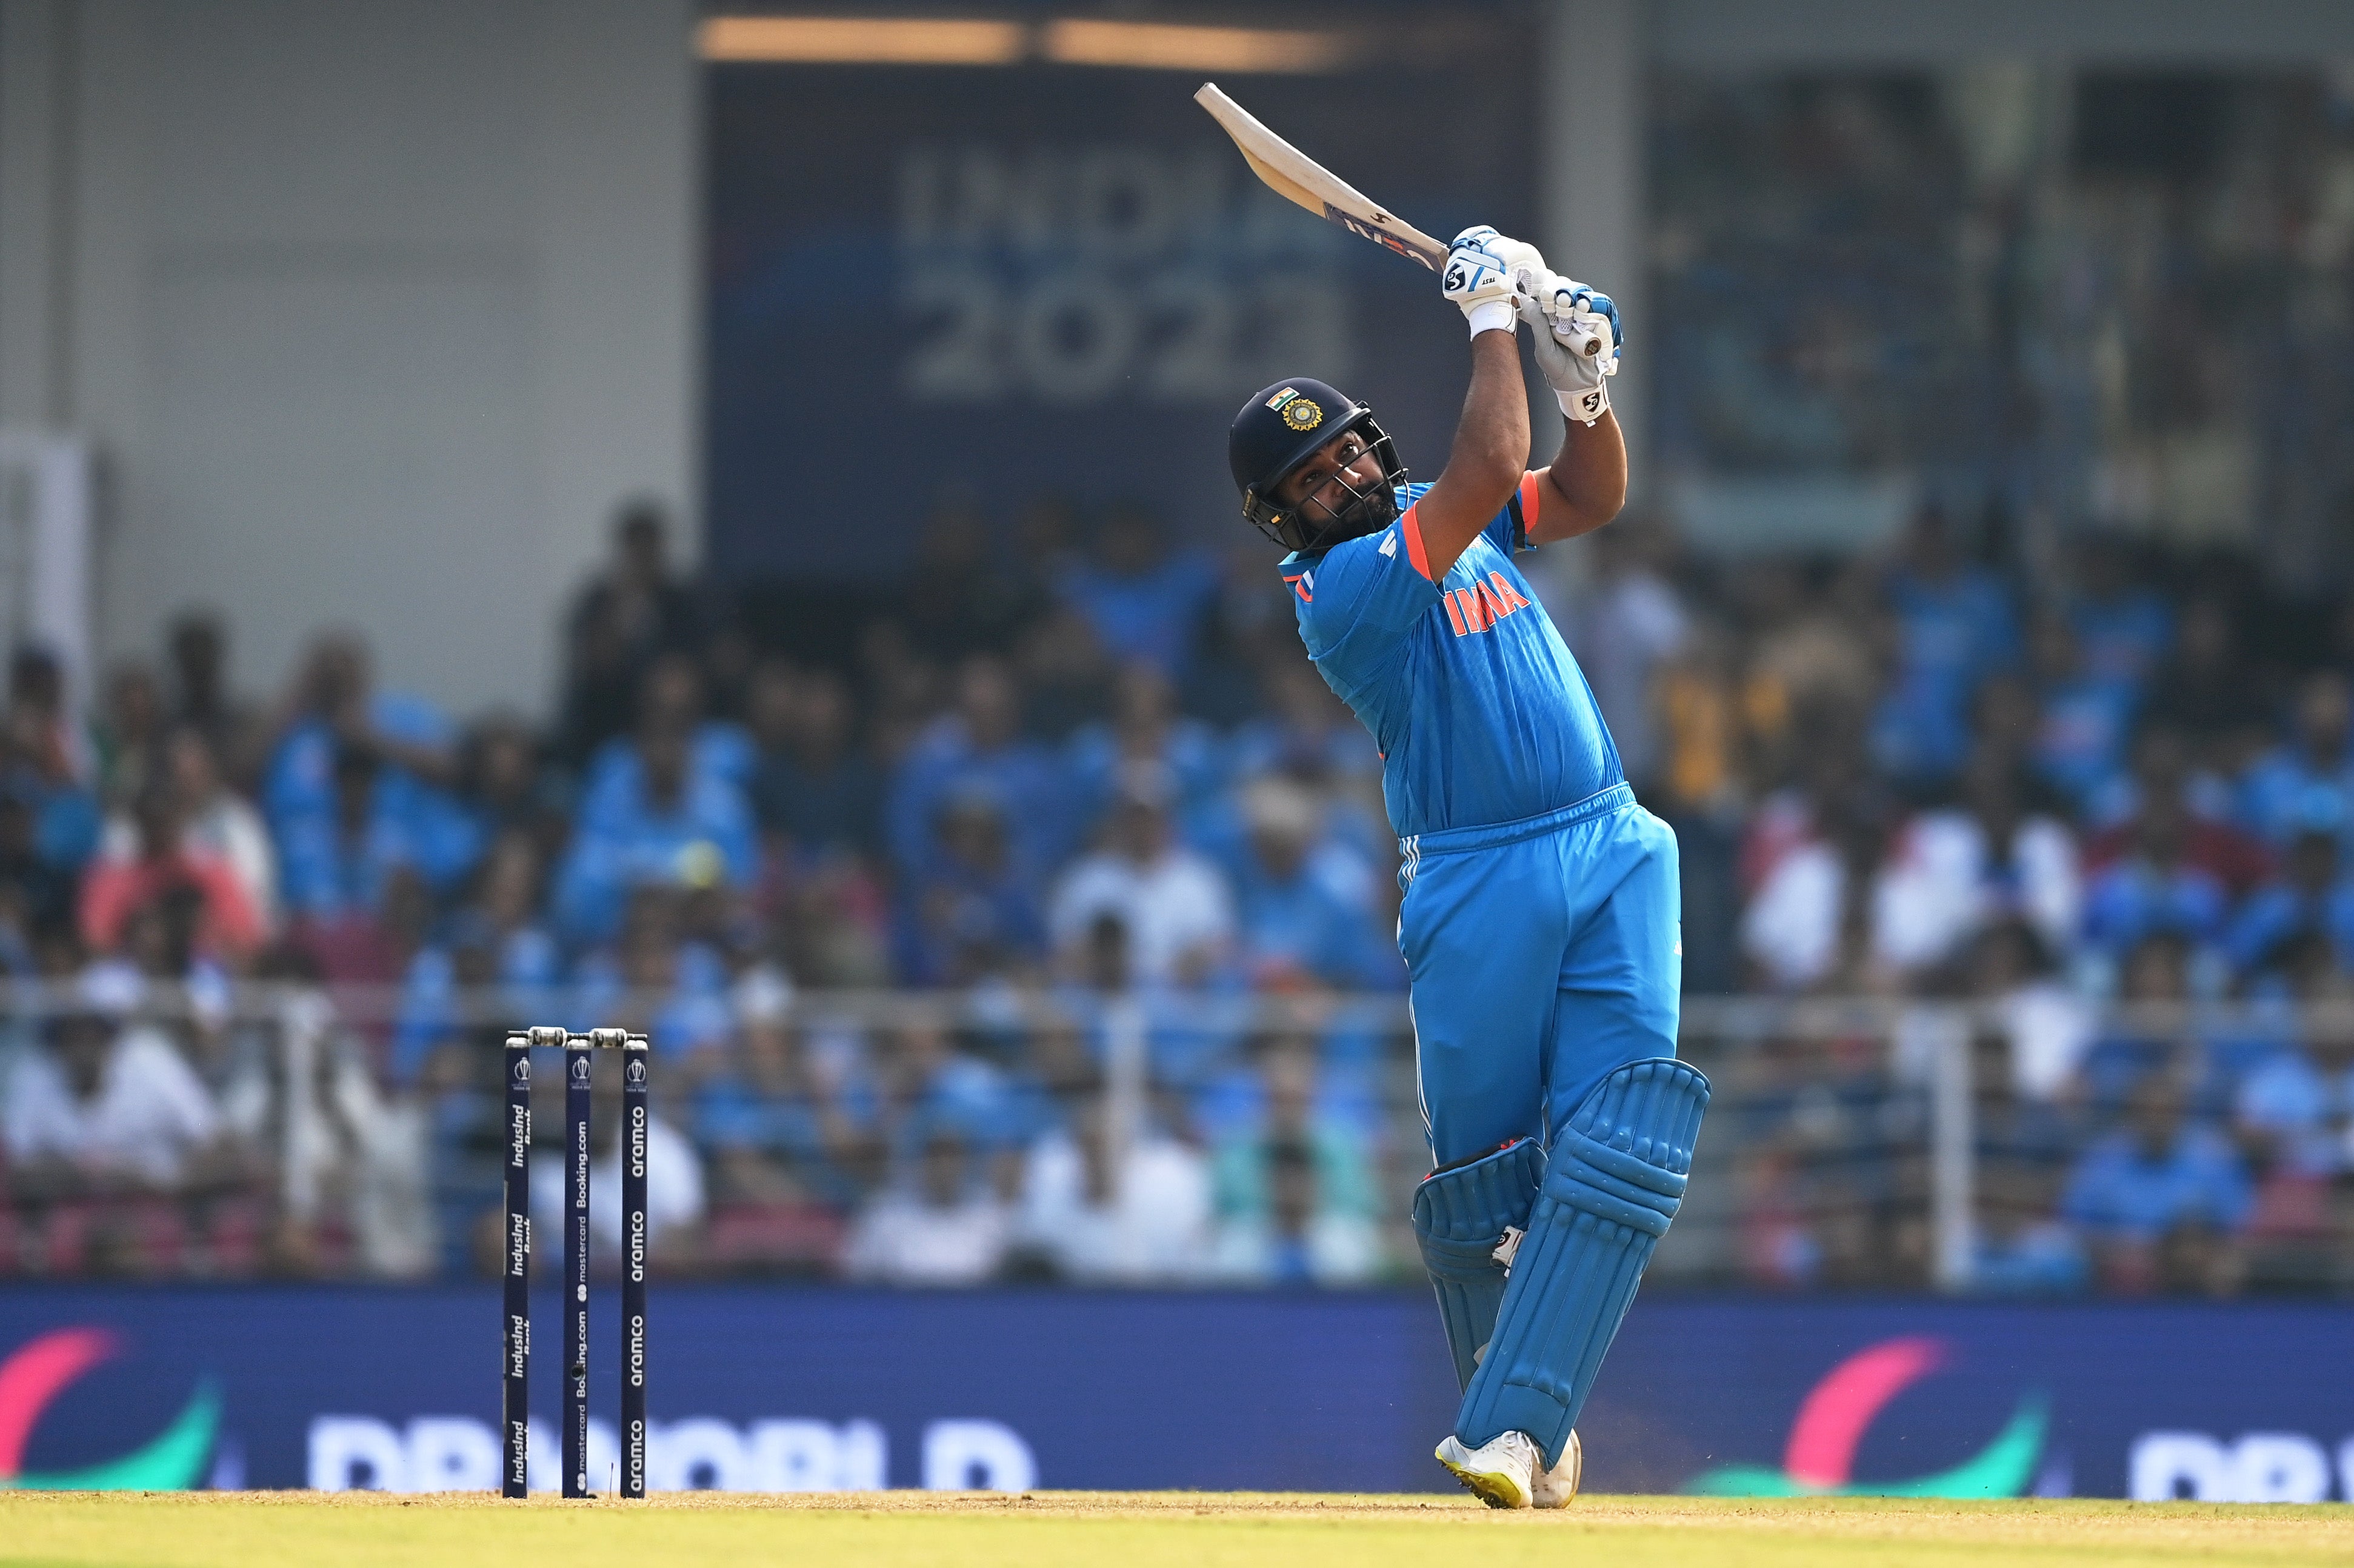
top-left (0, 1289), bottom-right (2349, 1501)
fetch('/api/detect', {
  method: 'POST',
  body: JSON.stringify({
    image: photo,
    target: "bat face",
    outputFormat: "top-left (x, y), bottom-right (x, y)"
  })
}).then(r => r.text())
top-left (1323, 205), bottom-right (1442, 270)
top-left (1198, 82), bottom-right (1450, 273)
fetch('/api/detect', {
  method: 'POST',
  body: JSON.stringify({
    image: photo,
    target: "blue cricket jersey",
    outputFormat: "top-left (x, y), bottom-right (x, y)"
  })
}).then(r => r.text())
top-left (1280, 477), bottom-right (1622, 838)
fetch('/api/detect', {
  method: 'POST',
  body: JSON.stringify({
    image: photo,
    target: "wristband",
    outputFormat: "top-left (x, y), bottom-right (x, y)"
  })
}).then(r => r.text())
top-left (1464, 299), bottom-right (1518, 339)
top-left (1558, 381), bottom-right (1610, 425)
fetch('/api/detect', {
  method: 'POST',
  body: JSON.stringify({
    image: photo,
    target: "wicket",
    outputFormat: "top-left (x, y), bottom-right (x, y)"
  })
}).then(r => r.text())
top-left (501, 1025), bottom-right (650, 1500)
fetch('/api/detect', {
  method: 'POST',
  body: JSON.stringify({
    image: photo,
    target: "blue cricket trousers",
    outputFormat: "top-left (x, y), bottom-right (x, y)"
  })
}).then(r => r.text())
top-left (1398, 783), bottom-right (1684, 1166)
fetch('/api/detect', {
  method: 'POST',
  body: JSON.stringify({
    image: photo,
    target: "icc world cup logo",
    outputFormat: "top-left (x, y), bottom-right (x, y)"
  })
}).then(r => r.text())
top-left (570, 1056), bottom-right (592, 1086)
top-left (625, 1058), bottom-right (647, 1087)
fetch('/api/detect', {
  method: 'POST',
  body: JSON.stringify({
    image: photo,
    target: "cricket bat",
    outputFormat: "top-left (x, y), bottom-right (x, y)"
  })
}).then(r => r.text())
top-left (1195, 82), bottom-right (1450, 272)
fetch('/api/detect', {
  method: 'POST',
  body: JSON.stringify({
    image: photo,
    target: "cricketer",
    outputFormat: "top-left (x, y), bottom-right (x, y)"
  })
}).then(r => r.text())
top-left (1225, 227), bottom-right (1709, 1507)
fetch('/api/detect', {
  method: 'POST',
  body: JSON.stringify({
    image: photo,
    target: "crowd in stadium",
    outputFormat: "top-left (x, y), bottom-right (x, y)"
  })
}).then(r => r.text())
top-left (0, 486), bottom-right (2348, 1295)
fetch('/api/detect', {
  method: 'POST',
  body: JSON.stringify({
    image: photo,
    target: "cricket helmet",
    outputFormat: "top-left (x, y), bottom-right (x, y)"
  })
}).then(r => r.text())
top-left (1228, 378), bottom-right (1406, 554)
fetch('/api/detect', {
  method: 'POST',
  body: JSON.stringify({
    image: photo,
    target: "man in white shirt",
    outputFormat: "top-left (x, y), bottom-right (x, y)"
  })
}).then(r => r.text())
top-left (1049, 779), bottom-right (1232, 986)
top-left (843, 1130), bottom-right (1008, 1286)
top-left (1015, 1099), bottom-right (1211, 1283)
top-left (4, 967), bottom-right (224, 1192)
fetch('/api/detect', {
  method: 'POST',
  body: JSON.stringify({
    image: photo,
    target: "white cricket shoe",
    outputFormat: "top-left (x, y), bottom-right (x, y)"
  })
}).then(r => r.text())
top-left (1435, 1430), bottom-right (1538, 1509)
top-left (1531, 1429), bottom-right (1582, 1508)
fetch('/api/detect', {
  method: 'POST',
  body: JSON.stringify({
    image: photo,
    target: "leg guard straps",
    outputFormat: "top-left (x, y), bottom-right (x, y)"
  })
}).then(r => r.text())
top-left (1455, 1059), bottom-right (1709, 1468)
top-left (1411, 1137), bottom-right (1545, 1392)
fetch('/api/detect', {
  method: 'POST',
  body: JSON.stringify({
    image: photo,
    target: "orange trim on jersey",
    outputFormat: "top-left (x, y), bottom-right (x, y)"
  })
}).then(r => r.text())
top-left (1518, 470), bottom-right (1542, 538)
top-left (1443, 590), bottom-right (1469, 636)
top-left (1400, 504), bottom-right (1435, 582)
top-left (1282, 572), bottom-right (1312, 604)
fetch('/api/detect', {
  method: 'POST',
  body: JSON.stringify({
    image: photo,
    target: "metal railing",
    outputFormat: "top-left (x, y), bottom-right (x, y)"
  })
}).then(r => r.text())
top-left (0, 982), bottom-right (2344, 1295)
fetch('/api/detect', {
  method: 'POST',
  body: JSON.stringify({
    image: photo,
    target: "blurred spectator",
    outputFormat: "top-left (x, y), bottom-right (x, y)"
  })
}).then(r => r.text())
top-left (260, 635), bottom-right (468, 908)
top-left (390, 833), bottom-right (560, 1084)
top-left (219, 987), bottom-right (433, 1276)
top-left (579, 653), bottom-right (754, 806)
top-left (1067, 665), bottom-right (1224, 838)
top-left (1564, 521), bottom-right (1687, 789)
top-left (553, 707), bottom-right (757, 946)
top-left (93, 661), bottom-right (168, 806)
top-left (1179, 547), bottom-right (1288, 729)
top-left (1878, 505), bottom-right (2017, 780)
top-left (697, 992), bottom-right (864, 1213)
top-left (2027, 611), bottom-right (2137, 811)
top-left (892, 792), bottom-right (1045, 987)
top-left (747, 662), bottom-right (881, 862)
top-left (2066, 535), bottom-right (2171, 692)
top-left (1229, 779), bottom-right (1395, 991)
top-left (2079, 798), bottom-right (2229, 959)
top-left (455, 715), bottom-right (565, 870)
top-left (1052, 504), bottom-right (1218, 681)
top-left (1741, 798), bottom-right (1887, 991)
top-left (301, 862), bottom-right (438, 989)
top-left (1967, 918), bottom-right (2092, 1101)
top-left (167, 612), bottom-right (254, 766)
top-left (1050, 781), bottom-right (1232, 988)
top-left (2222, 795), bottom-right (2354, 979)
top-left (80, 784), bottom-right (264, 964)
top-left (1014, 1098), bottom-right (1212, 1283)
top-left (1210, 1137), bottom-right (1382, 1286)
top-left (1872, 750), bottom-right (2079, 975)
top-left (2235, 952), bottom-right (2354, 1182)
top-left (1740, 562), bottom-right (1878, 775)
top-left (2075, 934), bottom-right (2195, 1117)
top-left (2146, 597), bottom-right (2258, 775)
top-left (571, 888), bottom-right (733, 1063)
top-left (890, 657), bottom-right (1072, 881)
top-left (559, 500), bottom-right (693, 766)
top-left (276, 742), bottom-right (411, 920)
top-left (1013, 607), bottom-right (1118, 742)
top-left (0, 647), bottom-right (102, 918)
top-left (2082, 724), bottom-right (2271, 895)
top-left (3, 967), bottom-right (225, 1194)
top-left (10, 645), bottom-right (85, 786)
top-left (160, 727), bottom-right (279, 935)
top-left (900, 499), bottom-right (1047, 662)
top-left (2240, 672), bottom-right (2354, 850)
top-left (842, 1129), bottom-right (1008, 1285)
top-left (1652, 621), bottom-right (1744, 816)
top-left (1210, 1038), bottom-right (1379, 1225)
top-left (2062, 1074), bottom-right (2250, 1293)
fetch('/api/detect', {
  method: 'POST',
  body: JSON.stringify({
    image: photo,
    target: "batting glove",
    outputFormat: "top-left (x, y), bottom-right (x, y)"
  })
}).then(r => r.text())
top-left (1519, 272), bottom-right (1621, 424)
top-left (1444, 226), bottom-right (1536, 339)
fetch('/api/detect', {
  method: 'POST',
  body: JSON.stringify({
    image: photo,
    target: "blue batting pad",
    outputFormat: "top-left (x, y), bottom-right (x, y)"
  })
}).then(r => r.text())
top-left (1455, 1058), bottom-right (1709, 1467)
top-left (1411, 1136), bottom-right (1547, 1392)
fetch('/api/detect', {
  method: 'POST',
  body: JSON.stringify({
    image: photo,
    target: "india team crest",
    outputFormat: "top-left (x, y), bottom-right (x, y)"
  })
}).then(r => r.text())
top-left (1282, 398), bottom-right (1323, 432)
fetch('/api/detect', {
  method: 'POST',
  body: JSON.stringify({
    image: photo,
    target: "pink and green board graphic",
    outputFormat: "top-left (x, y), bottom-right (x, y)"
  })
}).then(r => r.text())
top-left (1689, 1336), bottom-right (2046, 1498)
top-left (0, 1329), bottom-right (218, 1490)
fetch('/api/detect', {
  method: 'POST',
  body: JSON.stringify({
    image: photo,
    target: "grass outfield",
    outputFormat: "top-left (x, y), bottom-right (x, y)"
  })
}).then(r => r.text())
top-left (1, 1490), bottom-right (2350, 1568)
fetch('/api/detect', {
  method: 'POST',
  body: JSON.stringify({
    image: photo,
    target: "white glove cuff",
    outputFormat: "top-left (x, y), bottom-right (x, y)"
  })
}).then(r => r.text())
top-left (1464, 299), bottom-right (1518, 339)
top-left (1558, 381), bottom-right (1610, 425)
